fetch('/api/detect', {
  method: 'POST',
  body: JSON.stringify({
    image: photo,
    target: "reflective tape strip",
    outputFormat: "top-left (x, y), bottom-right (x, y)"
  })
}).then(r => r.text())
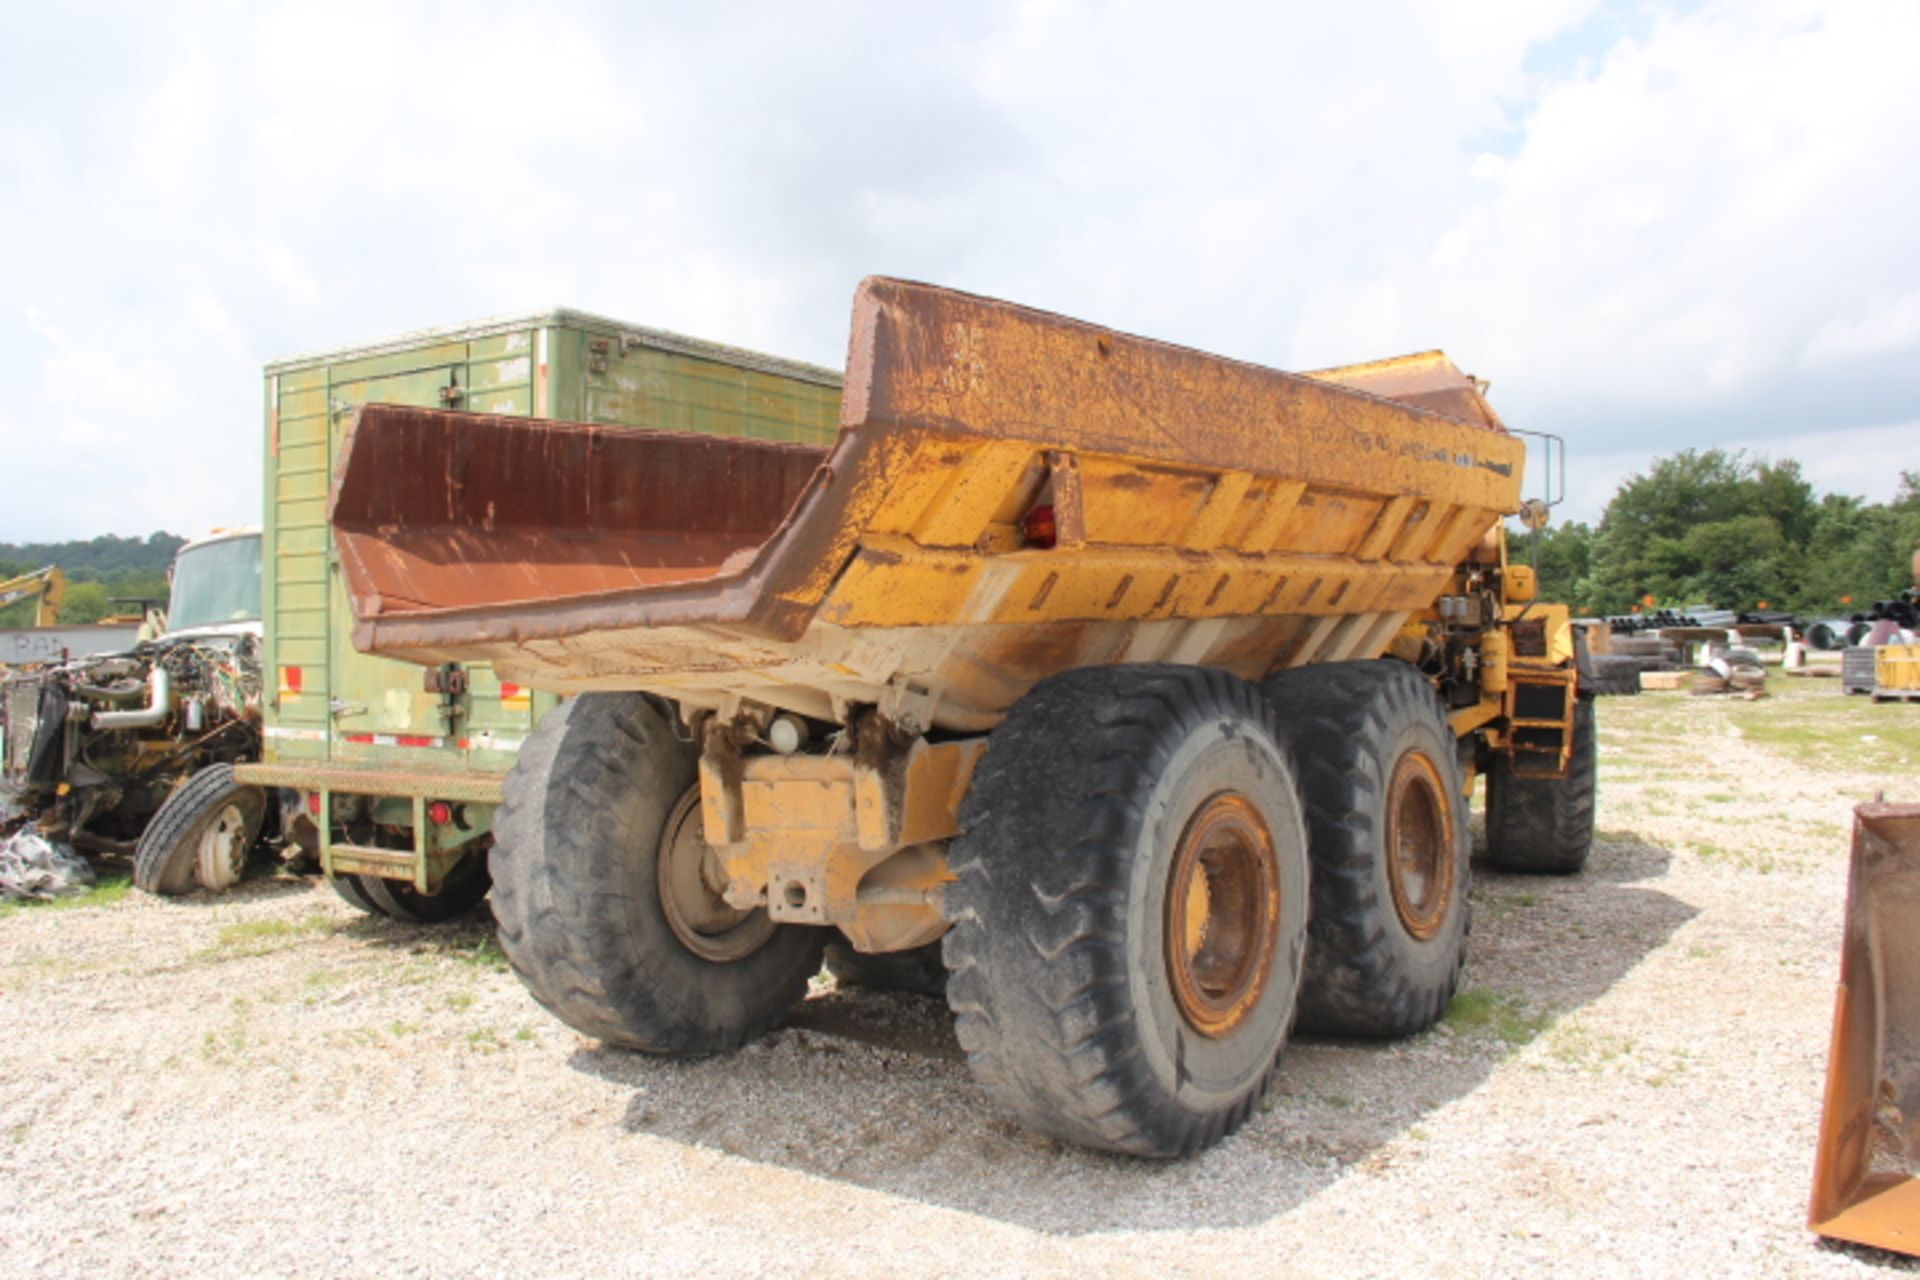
top-left (460, 735), bottom-right (525, 753)
top-left (264, 725), bottom-right (329, 742)
top-left (342, 732), bottom-right (446, 749)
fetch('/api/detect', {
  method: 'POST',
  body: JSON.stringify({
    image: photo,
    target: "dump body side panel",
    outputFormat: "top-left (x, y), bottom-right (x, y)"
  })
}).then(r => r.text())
top-left (331, 280), bottom-right (1524, 732)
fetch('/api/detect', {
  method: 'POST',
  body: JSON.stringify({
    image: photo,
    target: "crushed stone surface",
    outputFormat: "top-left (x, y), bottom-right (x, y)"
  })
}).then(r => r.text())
top-left (2, 684), bottom-right (1917, 1277)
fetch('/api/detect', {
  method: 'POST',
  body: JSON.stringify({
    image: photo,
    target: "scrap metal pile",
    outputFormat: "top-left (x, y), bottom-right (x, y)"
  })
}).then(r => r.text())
top-left (0, 632), bottom-right (262, 851)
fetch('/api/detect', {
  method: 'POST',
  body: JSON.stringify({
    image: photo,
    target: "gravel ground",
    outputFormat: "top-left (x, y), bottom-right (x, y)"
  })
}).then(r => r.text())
top-left (3, 680), bottom-right (1918, 1278)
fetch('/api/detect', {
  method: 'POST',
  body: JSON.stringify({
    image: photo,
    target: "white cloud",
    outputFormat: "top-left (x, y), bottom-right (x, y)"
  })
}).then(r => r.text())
top-left (0, 0), bottom-right (1915, 542)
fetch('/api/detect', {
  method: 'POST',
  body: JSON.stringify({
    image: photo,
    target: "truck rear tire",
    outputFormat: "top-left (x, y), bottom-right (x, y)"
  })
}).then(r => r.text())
top-left (944, 665), bottom-right (1309, 1157)
top-left (1485, 697), bottom-right (1597, 874)
top-left (491, 693), bottom-right (823, 1053)
top-left (132, 764), bottom-right (267, 896)
top-left (1262, 660), bottom-right (1470, 1038)
top-left (331, 872), bottom-right (382, 915)
top-left (356, 855), bottom-right (492, 924)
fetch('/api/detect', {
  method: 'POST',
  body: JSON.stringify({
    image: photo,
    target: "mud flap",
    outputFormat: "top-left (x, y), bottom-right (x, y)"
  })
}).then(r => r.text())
top-left (1809, 802), bottom-right (1920, 1257)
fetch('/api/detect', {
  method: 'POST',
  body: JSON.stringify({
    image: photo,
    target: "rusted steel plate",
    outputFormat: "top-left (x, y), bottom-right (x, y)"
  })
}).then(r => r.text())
top-left (331, 278), bottom-right (1526, 729)
top-left (1810, 802), bottom-right (1920, 1258)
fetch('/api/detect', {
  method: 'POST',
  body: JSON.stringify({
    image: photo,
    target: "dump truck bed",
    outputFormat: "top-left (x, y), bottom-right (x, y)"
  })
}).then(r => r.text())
top-left (333, 278), bottom-right (1525, 732)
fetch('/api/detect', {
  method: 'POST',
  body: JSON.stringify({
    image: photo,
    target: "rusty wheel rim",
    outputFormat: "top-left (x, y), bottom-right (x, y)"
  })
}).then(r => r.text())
top-left (1385, 751), bottom-right (1454, 941)
top-left (194, 802), bottom-right (250, 892)
top-left (657, 786), bottom-right (776, 963)
top-left (1165, 792), bottom-right (1283, 1038)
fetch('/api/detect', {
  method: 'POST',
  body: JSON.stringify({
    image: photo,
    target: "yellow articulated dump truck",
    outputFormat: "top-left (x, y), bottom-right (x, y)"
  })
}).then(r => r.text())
top-left (329, 279), bottom-right (1591, 1157)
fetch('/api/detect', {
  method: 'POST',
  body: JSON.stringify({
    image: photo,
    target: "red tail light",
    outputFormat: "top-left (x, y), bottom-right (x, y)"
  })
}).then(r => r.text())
top-left (1022, 504), bottom-right (1058, 549)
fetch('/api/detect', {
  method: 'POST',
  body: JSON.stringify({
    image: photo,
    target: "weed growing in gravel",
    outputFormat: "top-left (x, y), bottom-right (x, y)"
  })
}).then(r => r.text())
top-left (467, 1027), bottom-right (505, 1054)
top-left (445, 990), bottom-right (475, 1012)
top-left (1547, 1023), bottom-right (1635, 1070)
top-left (1481, 889), bottom-right (1541, 921)
top-left (388, 1021), bottom-right (420, 1037)
top-left (1694, 842), bottom-right (1782, 874)
top-left (1442, 988), bottom-right (1551, 1046)
top-left (448, 933), bottom-right (509, 971)
top-left (201, 1026), bottom-right (248, 1060)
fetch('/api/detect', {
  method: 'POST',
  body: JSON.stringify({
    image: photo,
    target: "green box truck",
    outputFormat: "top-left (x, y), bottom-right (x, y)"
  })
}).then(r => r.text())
top-left (235, 310), bottom-right (840, 920)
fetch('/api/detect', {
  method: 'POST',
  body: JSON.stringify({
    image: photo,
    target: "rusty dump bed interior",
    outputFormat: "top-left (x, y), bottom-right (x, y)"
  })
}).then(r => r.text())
top-left (1810, 802), bottom-right (1920, 1258)
top-left (333, 278), bottom-right (1525, 731)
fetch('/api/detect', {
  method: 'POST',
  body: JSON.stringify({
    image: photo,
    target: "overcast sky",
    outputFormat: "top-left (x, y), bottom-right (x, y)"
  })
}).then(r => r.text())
top-left (1, 0), bottom-right (1915, 541)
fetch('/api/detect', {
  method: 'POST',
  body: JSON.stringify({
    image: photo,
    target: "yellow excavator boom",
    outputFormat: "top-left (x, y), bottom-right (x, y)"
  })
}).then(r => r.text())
top-left (0, 565), bottom-right (65, 626)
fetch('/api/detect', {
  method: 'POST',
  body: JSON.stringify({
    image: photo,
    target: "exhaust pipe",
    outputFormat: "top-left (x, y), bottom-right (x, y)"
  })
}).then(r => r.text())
top-left (1810, 801), bottom-right (1920, 1257)
top-left (90, 665), bottom-right (171, 730)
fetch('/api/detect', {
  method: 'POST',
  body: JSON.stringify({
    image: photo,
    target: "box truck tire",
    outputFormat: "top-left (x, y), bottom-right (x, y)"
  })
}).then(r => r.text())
top-left (132, 764), bottom-right (266, 896)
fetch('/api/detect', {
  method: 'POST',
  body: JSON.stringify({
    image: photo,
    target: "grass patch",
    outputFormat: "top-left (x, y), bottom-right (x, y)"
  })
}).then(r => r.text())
top-left (0, 869), bottom-right (133, 920)
top-left (1727, 684), bottom-right (1920, 776)
top-left (195, 912), bottom-right (337, 960)
top-left (1442, 988), bottom-right (1552, 1047)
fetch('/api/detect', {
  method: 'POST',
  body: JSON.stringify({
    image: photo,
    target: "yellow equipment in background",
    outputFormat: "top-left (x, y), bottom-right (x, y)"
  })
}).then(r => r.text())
top-left (0, 565), bottom-right (65, 627)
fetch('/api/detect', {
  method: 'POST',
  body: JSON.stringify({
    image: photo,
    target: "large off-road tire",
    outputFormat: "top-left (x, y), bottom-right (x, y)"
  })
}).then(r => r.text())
top-left (1485, 697), bottom-right (1597, 874)
top-left (492, 693), bottom-right (824, 1053)
top-left (356, 854), bottom-right (492, 924)
top-left (944, 665), bottom-right (1310, 1158)
top-left (1262, 660), bottom-right (1470, 1038)
top-left (823, 939), bottom-right (948, 997)
top-left (132, 764), bottom-right (267, 895)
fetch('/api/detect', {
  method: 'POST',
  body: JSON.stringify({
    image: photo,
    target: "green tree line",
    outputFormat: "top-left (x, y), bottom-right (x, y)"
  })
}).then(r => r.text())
top-left (1519, 451), bottom-right (1920, 617)
top-left (0, 532), bottom-right (182, 627)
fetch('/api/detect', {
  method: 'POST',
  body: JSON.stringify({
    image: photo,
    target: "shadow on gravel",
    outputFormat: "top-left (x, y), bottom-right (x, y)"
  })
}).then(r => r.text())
top-left (134, 870), bottom-right (324, 908)
top-left (567, 829), bottom-right (1697, 1238)
top-left (326, 904), bottom-right (502, 963)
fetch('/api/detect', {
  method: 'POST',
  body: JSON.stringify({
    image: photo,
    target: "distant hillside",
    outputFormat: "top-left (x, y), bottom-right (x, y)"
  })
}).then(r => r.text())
top-left (0, 531), bottom-right (185, 582)
top-left (0, 532), bottom-right (184, 625)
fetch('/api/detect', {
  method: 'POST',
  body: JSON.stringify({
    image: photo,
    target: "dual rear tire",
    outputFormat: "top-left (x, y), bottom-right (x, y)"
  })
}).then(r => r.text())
top-left (1262, 661), bottom-right (1472, 1037)
top-left (486, 660), bottom-right (1567, 1157)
